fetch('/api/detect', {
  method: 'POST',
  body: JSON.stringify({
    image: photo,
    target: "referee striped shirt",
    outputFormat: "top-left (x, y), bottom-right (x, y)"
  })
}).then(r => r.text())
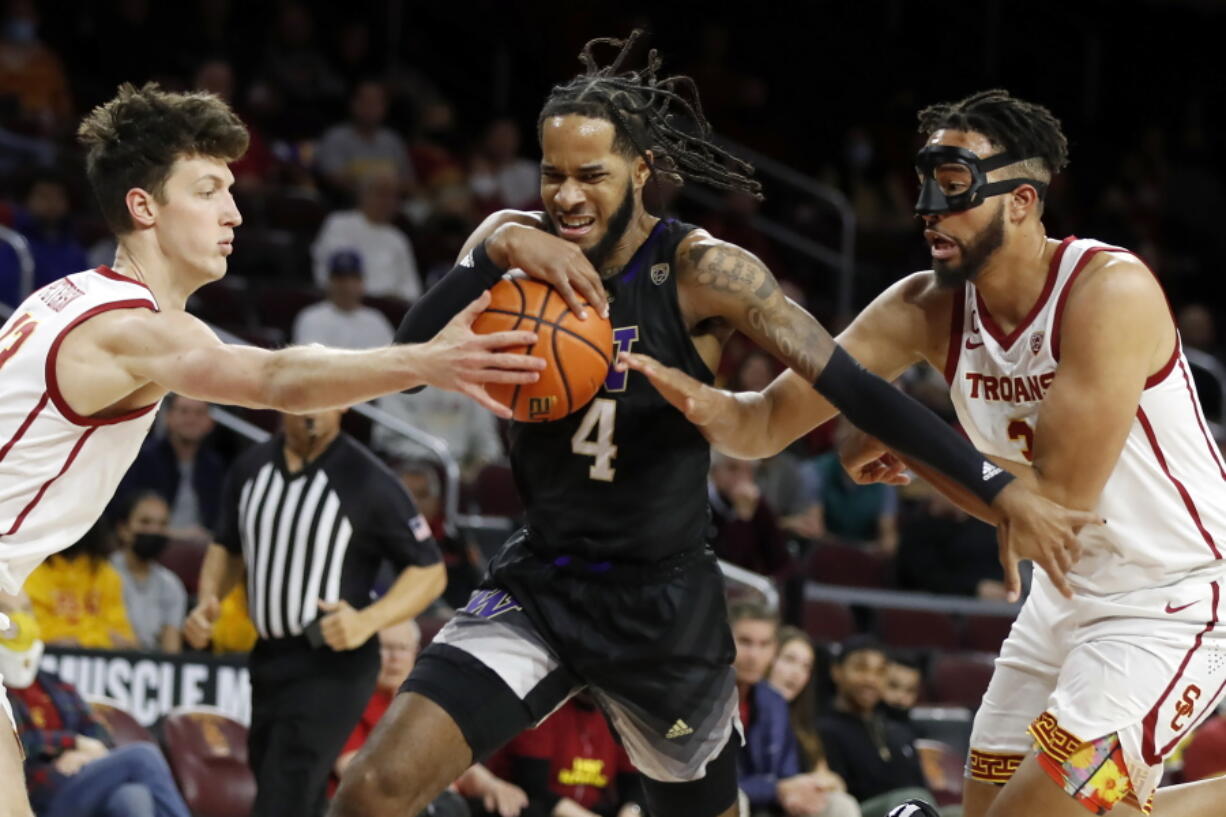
top-left (218, 432), bottom-right (439, 641)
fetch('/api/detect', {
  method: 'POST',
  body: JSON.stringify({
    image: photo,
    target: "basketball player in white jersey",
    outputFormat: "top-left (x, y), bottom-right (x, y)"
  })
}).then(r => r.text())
top-left (620, 89), bottom-right (1226, 817)
top-left (0, 82), bottom-right (612, 817)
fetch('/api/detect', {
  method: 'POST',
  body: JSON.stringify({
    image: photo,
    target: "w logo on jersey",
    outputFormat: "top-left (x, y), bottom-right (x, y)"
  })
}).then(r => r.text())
top-left (461, 589), bottom-right (523, 620)
top-left (603, 326), bottom-right (640, 392)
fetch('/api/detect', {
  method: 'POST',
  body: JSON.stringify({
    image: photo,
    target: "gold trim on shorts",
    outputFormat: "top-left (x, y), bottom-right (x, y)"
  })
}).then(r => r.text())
top-left (967, 748), bottom-right (1026, 783)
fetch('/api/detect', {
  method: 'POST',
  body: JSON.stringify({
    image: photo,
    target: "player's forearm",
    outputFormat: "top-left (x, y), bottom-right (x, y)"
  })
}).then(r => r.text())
top-left (356, 562), bottom-right (446, 634)
top-left (197, 544), bottom-right (244, 602)
top-left (259, 344), bottom-right (432, 412)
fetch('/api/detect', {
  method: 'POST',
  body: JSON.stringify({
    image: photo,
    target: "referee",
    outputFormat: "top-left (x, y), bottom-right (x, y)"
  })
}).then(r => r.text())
top-left (185, 408), bottom-right (444, 817)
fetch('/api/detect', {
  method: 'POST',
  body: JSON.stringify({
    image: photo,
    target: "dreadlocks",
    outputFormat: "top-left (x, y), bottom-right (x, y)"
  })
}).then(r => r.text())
top-left (917, 89), bottom-right (1069, 184)
top-left (539, 30), bottom-right (762, 200)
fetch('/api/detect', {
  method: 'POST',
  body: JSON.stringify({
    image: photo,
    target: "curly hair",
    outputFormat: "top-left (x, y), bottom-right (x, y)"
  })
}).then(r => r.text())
top-left (77, 82), bottom-right (249, 233)
top-left (539, 30), bottom-right (762, 199)
top-left (917, 88), bottom-right (1069, 181)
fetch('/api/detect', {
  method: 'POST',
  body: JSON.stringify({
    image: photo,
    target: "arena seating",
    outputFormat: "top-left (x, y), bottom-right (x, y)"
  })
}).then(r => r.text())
top-left (86, 696), bottom-right (156, 747)
top-left (160, 706), bottom-right (257, 817)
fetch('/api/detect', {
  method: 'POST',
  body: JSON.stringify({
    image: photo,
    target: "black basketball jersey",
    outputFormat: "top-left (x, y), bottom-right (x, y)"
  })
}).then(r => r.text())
top-left (509, 218), bottom-right (714, 563)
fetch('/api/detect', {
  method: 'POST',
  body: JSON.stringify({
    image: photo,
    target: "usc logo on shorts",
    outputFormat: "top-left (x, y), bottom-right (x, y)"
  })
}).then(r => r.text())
top-left (1170, 684), bottom-right (1202, 731)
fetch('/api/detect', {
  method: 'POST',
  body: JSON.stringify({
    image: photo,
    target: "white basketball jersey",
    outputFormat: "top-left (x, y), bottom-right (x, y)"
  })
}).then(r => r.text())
top-left (945, 237), bottom-right (1226, 594)
top-left (0, 267), bottom-right (161, 593)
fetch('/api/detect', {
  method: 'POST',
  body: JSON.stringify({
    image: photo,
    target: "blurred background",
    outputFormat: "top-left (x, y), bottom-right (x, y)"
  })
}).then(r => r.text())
top-left (2, 1), bottom-right (1225, 815)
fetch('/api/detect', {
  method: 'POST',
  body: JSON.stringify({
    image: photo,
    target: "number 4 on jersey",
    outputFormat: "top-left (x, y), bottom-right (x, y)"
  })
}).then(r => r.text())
top-left (571, 398), bottom-right (617, 481)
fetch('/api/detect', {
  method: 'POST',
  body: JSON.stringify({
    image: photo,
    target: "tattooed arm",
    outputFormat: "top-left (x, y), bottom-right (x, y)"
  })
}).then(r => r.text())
top-left (677, 233), bottom-right (837, 381)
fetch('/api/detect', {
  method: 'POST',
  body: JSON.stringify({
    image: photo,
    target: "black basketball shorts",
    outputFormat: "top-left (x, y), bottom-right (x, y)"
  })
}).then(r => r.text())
top-left (402, 533), bottom-right (741, 786)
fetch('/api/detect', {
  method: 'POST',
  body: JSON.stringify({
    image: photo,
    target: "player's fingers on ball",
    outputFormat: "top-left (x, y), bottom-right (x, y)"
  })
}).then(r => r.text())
top-left (554, 279), bottom-right (588, 320)
top-left (483, 351), bottom-right (544, 371)
top-left (475, 370), bottom-right (538, 384)
top-left (469, 385), bottom-right (512, 418)
top-left (567, 268), bottom-right (605, 316)
top-left (479, 330), bottom-right (539, 350)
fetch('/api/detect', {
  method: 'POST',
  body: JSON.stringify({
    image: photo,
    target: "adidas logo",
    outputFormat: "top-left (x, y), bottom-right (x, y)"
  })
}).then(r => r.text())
top-left (665, 719), bottom-right (693, 739)
top-left (982, 461), bottom-right (1002, 481)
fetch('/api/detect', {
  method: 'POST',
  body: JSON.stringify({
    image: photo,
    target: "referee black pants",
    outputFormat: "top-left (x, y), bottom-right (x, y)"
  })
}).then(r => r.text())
top-left (248, 635), bottom-right (380, 817)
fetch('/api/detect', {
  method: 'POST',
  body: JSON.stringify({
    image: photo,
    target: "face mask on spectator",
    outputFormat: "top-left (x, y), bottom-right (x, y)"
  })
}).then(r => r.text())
top-left (132, 532), bottom-right (171, 561)
top-left (0, 613), bottom-right (44, 689)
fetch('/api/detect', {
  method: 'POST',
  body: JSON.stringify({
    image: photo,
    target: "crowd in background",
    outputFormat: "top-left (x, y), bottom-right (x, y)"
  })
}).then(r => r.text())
top-left (3, 0), bottom-right (1226, 814)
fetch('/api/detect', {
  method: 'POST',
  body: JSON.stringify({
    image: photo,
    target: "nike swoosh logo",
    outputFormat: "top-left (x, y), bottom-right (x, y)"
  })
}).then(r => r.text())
top-left (965, 339), bottom-right (984, 350)
top-left (1165, 601), bottom-right (1196, 614)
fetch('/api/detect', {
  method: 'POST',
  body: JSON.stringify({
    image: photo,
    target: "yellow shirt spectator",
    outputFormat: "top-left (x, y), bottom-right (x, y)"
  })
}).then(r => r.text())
top-left (25, 554), bottom-right (137, 649)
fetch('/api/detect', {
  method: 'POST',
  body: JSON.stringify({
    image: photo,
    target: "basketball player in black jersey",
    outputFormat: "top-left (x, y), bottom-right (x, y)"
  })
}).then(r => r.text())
top-left (329, 33), bottom-right (1098, 817)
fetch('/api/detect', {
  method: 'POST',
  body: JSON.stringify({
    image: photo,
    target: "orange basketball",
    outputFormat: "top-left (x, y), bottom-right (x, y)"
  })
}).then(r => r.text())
top-left (472, 277), bottom-right (613, 422)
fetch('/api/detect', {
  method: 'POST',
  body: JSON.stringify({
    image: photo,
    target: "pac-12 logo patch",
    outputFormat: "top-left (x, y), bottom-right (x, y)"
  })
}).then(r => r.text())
top-left (650, 263), bottom-right (670, 285)
top-left (1029, 331), bottom-right (1045, 354)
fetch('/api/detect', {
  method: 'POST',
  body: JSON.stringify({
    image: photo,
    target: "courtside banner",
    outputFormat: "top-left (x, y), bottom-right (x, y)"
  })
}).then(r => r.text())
top-left (40, 647), bottom-right (250, 726)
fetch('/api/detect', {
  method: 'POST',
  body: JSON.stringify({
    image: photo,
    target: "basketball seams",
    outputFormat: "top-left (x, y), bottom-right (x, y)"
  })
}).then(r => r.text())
top-left (506, 278), bottom-right (536, 417)
top-left (551, 310), bottom-right (575, 416)
top-left (481, 277), bottom-right (612, 422)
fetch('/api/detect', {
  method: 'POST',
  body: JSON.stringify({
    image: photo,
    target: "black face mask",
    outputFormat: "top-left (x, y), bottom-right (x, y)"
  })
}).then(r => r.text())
top-left (914, 144), bottom-right (1048, 216)
top-left (132, 533), bottom-right (170, 561)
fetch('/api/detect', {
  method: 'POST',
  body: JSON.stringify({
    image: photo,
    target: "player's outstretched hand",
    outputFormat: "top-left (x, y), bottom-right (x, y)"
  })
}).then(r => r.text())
top-left (416, 291), bottom-right (545, 418)
top-left (836, 426), bottom-right (912, 486)
top-left (487, 222), bottom-right (609, 319)
top-left (618, 350), bottom-right (735, 434)
top-left (184, 595), bottom-right (220, 650)
top-left (992, 483), bottom-right (1102, 601)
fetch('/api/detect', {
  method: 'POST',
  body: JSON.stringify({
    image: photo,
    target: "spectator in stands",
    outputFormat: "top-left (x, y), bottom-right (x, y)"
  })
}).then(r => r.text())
top-left (312, 167), bottom-right (422, 301)
top-left (335, 619), bottom-right (526, 816)
top-left (109, 492), bottom-right (186, 653)
top-left (807, 421), bottom-right (900, 555)
top-left (817, 636), bottom-right (930, 817)
top-left (373, 388), bottom-right (504, 487)
top-left (0, 0), bottom-right (72, 137)
top-left (708, 453), bottom-right (792, 580)
top-left (293, 249), bottom-right (394, 348)
top-left (1178, 302), bottom-right (1225, 421)
top-left (733, 353), bottom-right (822, 542)
top-left (733, 601), bottom-right (851, 817)
top-left (766, 626), bottom-right (860, 817)
top-left (470, 117), bottom-right (541, 214)
top-left (395, 459), bottom-right (482, 609)
top-left (880, 654), bottom-right (923, 725)
top-left (2, 170), bottom-right (89, 292)
top-left (256, 2), bottom-right (343, 139)
top-left (193, 58), bottom-right (277, 191)
top-left (116, 393), bottom-right (225, 544)
top-left (316, 79), bottom-right (414, 197)
top-left (25, 518), bottom-right (138, 650)
top-left (0, 589), bottom-right (191, 817)
top-left (185, 408), bottom-right (445, 817)
top-left (894, 489), bottom-right (1005, 600)
top-left (489, 692), bottom-right (643, 817)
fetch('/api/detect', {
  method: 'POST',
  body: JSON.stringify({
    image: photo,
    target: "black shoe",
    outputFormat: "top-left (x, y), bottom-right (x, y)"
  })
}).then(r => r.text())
top-left (886, 800), bottom-right (941, 817)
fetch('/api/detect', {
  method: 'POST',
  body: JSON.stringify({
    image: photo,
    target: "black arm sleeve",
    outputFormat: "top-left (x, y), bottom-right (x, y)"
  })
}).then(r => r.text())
top-left (813, 345), bottom-right (1014, 506)
top-left (393, 241), bottom-right (505, 344)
